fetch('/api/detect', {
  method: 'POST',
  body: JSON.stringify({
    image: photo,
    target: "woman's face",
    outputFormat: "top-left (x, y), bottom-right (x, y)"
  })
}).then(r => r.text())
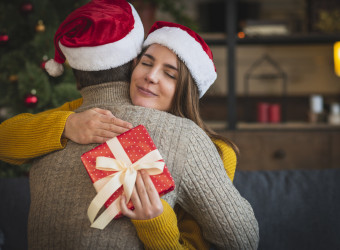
top-left (130, 44), bottom-right (178, 111)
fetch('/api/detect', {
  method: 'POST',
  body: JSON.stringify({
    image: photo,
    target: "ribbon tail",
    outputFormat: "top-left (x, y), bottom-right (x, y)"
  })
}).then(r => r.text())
top-left (90, 198), bottom-right (121, 230)
top-left (88, 172), bottom-right (123, 224)
top-left (123, 168), bottom-right (137, 203)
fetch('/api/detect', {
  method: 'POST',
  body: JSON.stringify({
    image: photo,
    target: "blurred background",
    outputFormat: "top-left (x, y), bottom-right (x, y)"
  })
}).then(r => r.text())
top-left (1, 1), bottom-right (340, 250)
top-left (0, 0), bottom-right (340, 176)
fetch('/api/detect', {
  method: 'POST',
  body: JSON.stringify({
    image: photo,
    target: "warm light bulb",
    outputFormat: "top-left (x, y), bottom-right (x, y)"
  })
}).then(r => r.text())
top-left (334, 42), bottom-right (340, 77)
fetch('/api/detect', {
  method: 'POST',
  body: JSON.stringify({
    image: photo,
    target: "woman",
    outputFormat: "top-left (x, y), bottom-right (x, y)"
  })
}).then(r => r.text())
top-left (0, 22), bottom-right (254, 249)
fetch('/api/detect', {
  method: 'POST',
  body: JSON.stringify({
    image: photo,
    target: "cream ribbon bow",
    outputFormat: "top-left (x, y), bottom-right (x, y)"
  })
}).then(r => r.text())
top-left (88, 137), bottom-right (165, 230)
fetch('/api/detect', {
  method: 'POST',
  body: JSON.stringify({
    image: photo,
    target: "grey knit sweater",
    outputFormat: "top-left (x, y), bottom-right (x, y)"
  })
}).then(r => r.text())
top-left (28, 82), bottom-right (259, 249)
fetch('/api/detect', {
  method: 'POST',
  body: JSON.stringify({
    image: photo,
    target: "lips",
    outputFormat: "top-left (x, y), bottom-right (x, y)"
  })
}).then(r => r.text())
top-left (137, 86), bottom-right (157, 96)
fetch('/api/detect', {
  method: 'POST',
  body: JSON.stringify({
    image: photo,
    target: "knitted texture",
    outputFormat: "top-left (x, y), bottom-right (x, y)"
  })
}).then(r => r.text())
top-left (0, 98), bottom-right (82, 165)
top-left (0, 96), bottom-right (237, 249)
top-left (28, 82), bottom-right (259, 249)
top-left (131, 200), bottom-right (181, 249)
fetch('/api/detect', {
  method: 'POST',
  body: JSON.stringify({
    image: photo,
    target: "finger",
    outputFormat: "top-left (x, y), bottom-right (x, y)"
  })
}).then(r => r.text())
top-left (135, 172), bottom-right (151, 207)
top-left (93, 109), bottom-right (133, 130)
top-left (129, 186), bottom-right (142, 210)
top-left (105, 123), bottom-right (131, 135)
top-left (110, 116), bottom-right (133, 130)
top-left (140, 170), bottom-right (160, 205)
top-left (97, 129), bottom-right (120, 139)
top-left (92, 108), bottom-right (115, 118)
top-left (120, 195), bottom-right (136, 219)
top-left (91, 136), bottom-right (115, 144)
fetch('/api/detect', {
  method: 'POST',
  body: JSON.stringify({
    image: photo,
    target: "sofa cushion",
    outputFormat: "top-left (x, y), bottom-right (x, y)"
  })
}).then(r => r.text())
top-left (234, 169), bottom-right (340, 250)
top-left (0, 177), bottom-right (30, 250)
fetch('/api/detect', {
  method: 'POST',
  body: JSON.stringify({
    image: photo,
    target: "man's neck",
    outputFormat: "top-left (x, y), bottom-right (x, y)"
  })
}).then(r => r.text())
top-left (79, 81), bottom-right (131, 109)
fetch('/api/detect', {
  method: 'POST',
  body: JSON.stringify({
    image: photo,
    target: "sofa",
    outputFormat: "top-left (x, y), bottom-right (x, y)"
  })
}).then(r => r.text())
top-left (1, 168), bottom-right (340, 250)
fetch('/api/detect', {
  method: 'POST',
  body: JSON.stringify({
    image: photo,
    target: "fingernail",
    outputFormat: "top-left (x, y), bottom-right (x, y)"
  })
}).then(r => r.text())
top-left (128, 124), bottom-right (133, 129)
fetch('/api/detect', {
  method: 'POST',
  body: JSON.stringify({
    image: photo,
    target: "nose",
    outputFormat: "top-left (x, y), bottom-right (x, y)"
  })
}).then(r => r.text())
top-left (145, 67), bottom-right (159, 84)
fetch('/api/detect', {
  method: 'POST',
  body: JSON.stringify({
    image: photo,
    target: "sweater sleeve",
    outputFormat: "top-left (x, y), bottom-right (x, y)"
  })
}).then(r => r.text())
top-left (0, 98), bottom-right (83, 165)
top-left (177, 126), bottom-right (259, 249)
top-left (212, 139), bottom-right (237, 182)
top-left (131, 140), bottom-right (237, 250)
top-left (131, 199), bottom-right (208, 250)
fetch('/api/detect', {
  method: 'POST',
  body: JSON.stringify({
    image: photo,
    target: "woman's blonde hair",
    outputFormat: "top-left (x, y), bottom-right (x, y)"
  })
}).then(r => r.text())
top-left (135, 46), bottom-right (239, 155)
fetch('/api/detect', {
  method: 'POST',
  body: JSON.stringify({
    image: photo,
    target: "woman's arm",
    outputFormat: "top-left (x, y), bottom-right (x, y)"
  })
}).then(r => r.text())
top-left (0, 103), bottom-right (236, 249)
top-left (122, 170), bottom-right (208, 250)
top-left (128, 141), bottom-right (237, 250)
top-left (0, 98), bottom-right (132, 164)
top-left (0, 99), bottom-right (83, 164)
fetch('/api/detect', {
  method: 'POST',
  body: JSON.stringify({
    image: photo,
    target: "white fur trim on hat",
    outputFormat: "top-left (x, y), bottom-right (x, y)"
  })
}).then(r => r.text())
top-left (45, 59), bottom-right (64, 77)
top-left (59, 3), bottom-right (144, 72)
top-left (143, 27), bottom-right (217, 98)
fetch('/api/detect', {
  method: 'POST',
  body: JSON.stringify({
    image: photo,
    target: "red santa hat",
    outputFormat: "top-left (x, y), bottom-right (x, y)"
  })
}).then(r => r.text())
top-left (143, 21), bottom-right (217, 98)
top-left (45, 0), bottom-right (144, 77)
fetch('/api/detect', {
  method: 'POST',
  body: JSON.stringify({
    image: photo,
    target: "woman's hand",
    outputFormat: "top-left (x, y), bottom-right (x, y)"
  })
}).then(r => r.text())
top-left (120, 170), bottom-right (163, 220)
top-left (63, 108), bottom-right (133, 144)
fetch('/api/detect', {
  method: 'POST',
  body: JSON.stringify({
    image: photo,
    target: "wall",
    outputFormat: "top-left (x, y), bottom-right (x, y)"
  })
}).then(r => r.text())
top-left (208, 44), bottom-right (340, 96)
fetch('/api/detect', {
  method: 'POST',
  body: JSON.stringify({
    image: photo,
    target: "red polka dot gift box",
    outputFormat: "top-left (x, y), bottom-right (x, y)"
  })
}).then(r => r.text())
top-left (81, 125), bottom-right (175, 229)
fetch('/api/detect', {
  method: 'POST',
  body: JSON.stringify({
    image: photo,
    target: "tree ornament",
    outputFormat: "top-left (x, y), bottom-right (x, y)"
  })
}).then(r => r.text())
top-left (0, 31), bottom-right (9, 46)
top-left (35, 20), bottom-right (45, 33)
top-left (20, 2), bottom-right (33, 14)
top-left (9, 74), bottom-right (18, 83)
top-left (40, 55), bottom-right (48, 69)
top-left (24, 89), bottom-right (38, 108)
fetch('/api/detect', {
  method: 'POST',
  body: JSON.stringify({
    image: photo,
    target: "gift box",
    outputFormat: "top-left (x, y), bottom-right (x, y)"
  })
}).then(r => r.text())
top-left (81, 125), bottom-right (175, 229)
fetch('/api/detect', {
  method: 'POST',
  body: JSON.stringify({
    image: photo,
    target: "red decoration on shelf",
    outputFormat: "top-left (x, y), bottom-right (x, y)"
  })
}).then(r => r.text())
top-left (20, 2), bottom-right (33, 14)
top-left (24, 93), bottom-right (38, 108)
top-left (268, 104), bottom-right (281, 123)
top-left (257, 102), bottom-right (269, 123)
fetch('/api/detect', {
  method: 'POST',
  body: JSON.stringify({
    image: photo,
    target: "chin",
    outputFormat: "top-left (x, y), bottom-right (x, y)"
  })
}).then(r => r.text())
top-left (132, 98), bottom-right (155, 110)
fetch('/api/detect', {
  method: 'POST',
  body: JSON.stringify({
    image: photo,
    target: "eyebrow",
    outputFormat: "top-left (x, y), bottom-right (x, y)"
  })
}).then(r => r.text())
top-left (143, 53), bottom-right (178, 71)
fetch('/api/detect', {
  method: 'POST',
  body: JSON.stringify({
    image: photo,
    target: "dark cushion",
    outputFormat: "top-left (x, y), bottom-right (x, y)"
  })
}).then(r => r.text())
top-left (2, 170), bottom-right (340, 250)
top-left (0, 177), bottom-right (30, 250)
top-left (234, 169), bottom-right (340, 250)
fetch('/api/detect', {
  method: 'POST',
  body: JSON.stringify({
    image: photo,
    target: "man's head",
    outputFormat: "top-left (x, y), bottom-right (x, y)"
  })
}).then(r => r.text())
top-left (45, 0), bottom-right (144, 88)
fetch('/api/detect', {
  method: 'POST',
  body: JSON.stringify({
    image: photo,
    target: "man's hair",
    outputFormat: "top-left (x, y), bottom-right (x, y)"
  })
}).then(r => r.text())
top-left (72, 61), bottom-right (133, 90)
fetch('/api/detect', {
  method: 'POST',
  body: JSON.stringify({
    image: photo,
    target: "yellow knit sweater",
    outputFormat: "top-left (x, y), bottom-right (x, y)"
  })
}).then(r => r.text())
top-left (0, 98), bottom-right (237, 249)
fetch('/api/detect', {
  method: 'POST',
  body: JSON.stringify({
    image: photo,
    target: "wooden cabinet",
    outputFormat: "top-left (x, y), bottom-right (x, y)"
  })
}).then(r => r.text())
top-left (203, 0), bottom-right (340, 130)
top-left (221, 129), bottom-right (340, 170)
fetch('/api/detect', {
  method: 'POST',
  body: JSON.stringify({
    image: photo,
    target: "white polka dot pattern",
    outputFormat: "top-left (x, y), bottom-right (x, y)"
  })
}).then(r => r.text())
top-left (81, 125), bottom-right (175, 218)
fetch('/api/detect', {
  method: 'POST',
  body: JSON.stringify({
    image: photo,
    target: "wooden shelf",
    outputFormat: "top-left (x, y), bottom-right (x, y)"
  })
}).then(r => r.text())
top-left (206, 121), bottom-right (340, 132)
top-left (237, 122), bottom-right (340, 131)
top-left (204, 34), bottom-right (340, 46)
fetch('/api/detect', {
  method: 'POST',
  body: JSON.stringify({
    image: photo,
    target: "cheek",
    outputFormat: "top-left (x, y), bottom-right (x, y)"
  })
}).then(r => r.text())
top-left (164, 82), bottom-right (177, 100)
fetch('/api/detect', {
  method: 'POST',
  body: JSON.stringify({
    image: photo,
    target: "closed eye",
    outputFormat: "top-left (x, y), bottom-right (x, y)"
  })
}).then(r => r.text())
top-left (165, 72), bottom-right (176, 79)
top-left (141, 62), bottom-right (152, 67)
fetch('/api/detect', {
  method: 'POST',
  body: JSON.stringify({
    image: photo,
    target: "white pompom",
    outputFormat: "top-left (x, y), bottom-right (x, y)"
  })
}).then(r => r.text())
top-left (45, 59), bottom-right (64, 77)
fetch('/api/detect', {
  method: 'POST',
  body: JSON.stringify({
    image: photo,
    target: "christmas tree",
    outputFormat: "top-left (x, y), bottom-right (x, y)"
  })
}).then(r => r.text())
top-left (0, 0), bottom-right (195, 177)
top-left (0, 0), bottom-right (89, 177)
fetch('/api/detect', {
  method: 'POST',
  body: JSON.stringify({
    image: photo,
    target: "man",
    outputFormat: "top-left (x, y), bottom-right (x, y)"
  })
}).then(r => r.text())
top-left (2, 0), bottom-right (259, 249)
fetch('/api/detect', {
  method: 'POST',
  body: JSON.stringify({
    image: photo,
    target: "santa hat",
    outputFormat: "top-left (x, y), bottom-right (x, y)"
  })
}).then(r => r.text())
top-left (143, 21), bottom-right (217, 98)
top-left (45, 0), bottom-right (144, 77)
